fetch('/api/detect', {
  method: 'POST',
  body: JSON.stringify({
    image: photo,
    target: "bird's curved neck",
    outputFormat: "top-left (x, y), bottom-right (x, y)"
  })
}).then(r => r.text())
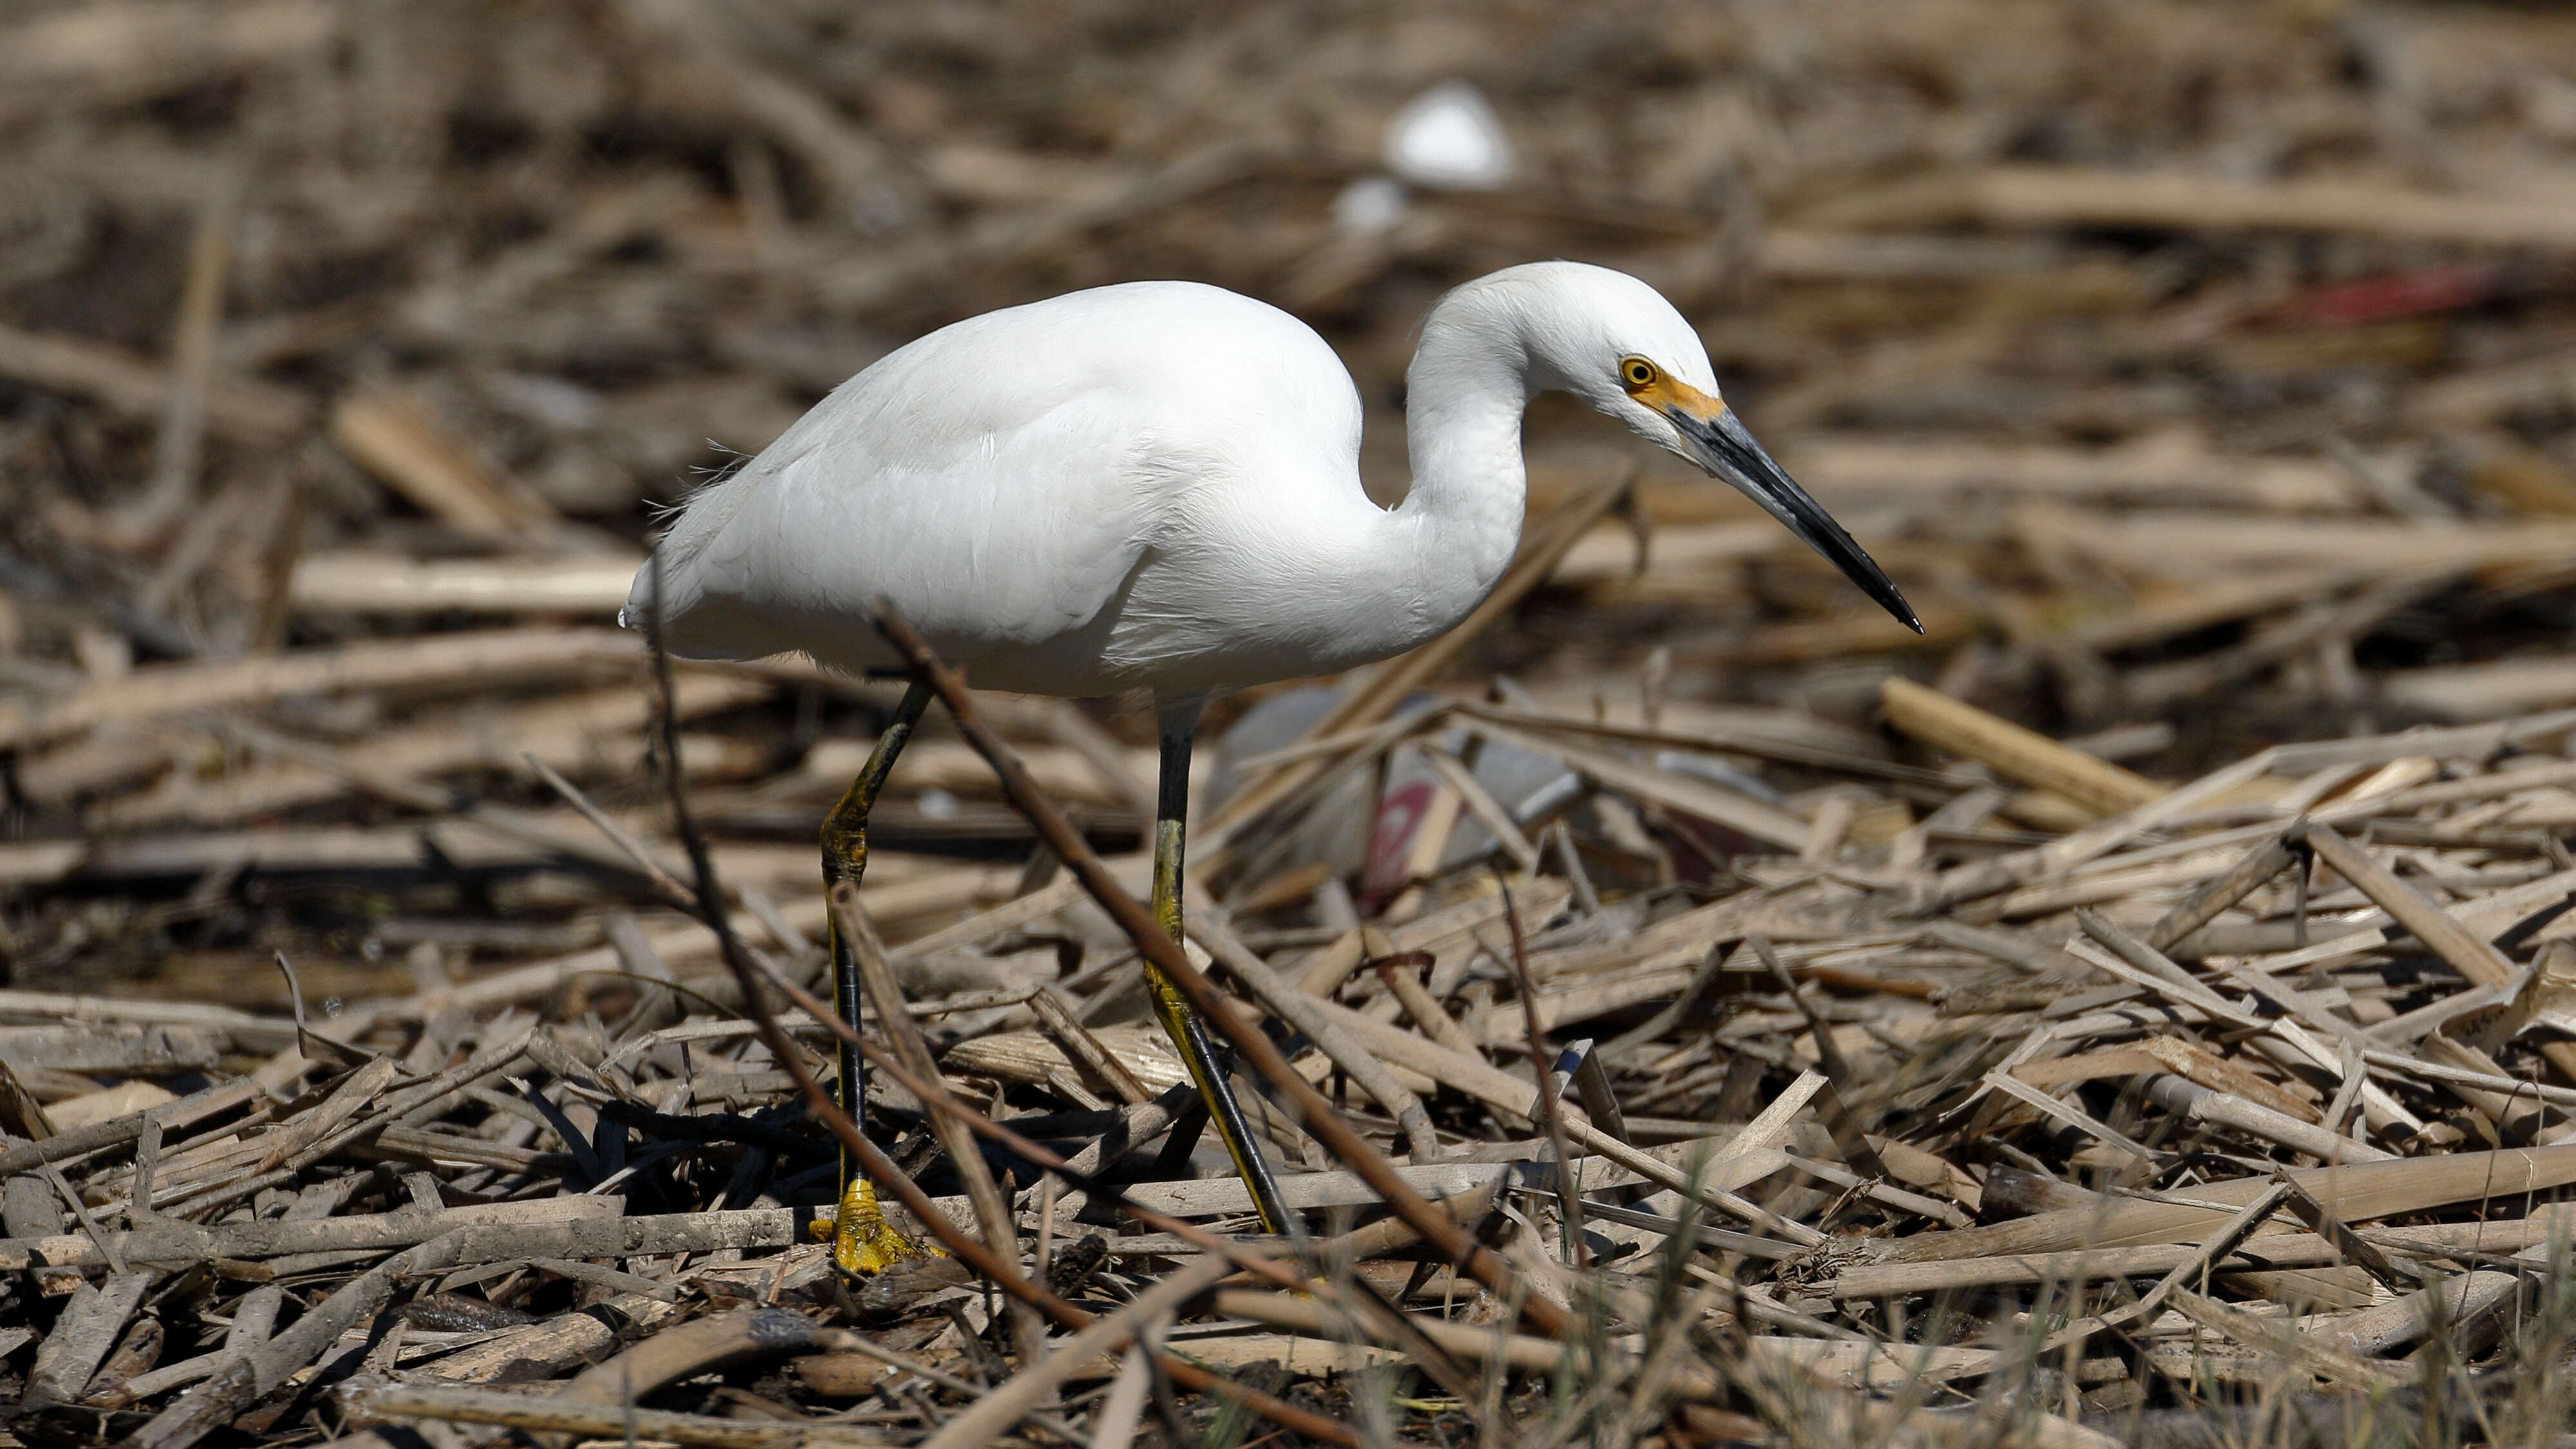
top-left (1394, 307), bottom-right (1534, 636)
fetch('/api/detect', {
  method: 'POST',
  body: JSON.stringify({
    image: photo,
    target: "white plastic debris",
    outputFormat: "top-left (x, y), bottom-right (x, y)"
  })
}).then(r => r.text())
top-left (1383, 80), bottom-right (1514, 191)
top-left (1331, 175), bottom-right (1410, 236)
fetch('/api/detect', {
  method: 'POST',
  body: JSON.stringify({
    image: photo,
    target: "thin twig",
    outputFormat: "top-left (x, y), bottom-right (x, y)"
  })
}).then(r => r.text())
top-left (1495, 862), bottom-right (1586, 1267)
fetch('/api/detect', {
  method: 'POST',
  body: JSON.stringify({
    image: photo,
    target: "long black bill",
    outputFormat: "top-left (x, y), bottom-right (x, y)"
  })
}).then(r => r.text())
top-left (1683, 410), bottom-right (1920, 632)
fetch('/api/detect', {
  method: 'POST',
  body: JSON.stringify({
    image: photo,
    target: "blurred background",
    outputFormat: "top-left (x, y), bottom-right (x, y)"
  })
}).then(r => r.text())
top-left (10, 0), bottom-right (2576, 998)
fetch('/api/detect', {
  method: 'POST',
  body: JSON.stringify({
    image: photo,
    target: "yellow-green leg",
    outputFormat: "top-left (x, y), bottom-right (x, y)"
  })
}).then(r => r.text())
top-left (822, 677), bottom-right (936, 1275)
top-left (1146, 699), bottom-right (1292, 1235)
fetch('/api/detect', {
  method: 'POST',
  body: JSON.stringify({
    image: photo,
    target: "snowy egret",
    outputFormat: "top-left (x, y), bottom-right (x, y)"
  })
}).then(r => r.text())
top-left (625, 260), bottom-right (1916, 1273)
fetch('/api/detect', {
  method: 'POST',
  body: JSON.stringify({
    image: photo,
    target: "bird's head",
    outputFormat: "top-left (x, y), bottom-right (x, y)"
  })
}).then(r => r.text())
top-left (1482, 261), bottom-right (1920, 634)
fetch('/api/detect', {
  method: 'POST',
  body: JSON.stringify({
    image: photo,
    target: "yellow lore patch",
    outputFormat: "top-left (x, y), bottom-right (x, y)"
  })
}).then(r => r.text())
top-left (1616, 354), bottom-right (1725, 422)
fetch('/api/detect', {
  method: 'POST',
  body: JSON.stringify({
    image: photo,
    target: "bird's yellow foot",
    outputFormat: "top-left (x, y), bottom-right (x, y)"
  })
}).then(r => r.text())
top-left (819, 1175), bottom-right (941, 1276)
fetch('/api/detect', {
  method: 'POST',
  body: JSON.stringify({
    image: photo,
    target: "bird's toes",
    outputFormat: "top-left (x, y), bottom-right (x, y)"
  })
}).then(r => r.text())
top-left (829, 1176), bottom-right (941, 1277)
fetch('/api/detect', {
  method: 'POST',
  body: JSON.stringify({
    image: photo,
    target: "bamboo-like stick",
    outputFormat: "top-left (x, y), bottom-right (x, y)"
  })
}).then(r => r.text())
top-left (2144, 830), bottom-right (2298, 950)
top-left (2298, 820), bottom-right (2576, 1087)
top-left (1815, 163), bottom-right (2576, 254)
top-left (343, 1381), bottom-right (893, 1448)
top-left (1879, 676), bottom-right (2161, 817)
top-left (0, 628), bottom-right (643, 752)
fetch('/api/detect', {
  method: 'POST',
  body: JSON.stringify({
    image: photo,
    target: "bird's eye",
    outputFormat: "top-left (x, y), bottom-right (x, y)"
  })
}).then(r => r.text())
top-left (1620, 357), bottom-right (1658, 390)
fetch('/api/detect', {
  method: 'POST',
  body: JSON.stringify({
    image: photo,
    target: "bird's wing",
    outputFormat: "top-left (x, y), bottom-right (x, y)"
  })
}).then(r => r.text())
top-left (628, 279), bottom-right (1367, 682)
top-left (630, 334), bottom-right (1159, 673)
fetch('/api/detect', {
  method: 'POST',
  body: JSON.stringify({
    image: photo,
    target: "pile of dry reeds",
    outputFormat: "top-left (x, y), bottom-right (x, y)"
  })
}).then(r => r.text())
top-left (23, 607), bottom-right (2576, 1449)
top-left (20, 2), bottom-right (2576, 1446)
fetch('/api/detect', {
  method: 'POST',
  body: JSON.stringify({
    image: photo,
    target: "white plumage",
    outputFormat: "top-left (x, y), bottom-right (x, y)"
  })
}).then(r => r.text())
top-left (624, 260), bottom-right (1916, 1264)
top-left (625, 259), bottom-right (1913, 704)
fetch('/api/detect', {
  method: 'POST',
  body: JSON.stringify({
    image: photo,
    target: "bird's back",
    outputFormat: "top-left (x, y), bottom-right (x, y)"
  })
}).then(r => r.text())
top-left (627, 281), bottom-right (1366, 690)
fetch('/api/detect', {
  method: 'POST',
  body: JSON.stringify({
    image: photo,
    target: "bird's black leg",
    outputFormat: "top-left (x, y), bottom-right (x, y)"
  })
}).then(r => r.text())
top-left (1142, 700), bottom-right (1292, 1235)
top-left (821, 676), bottom-right (933, 1274)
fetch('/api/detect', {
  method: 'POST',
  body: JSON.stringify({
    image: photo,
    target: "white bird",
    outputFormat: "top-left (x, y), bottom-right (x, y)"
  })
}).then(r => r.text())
top-left (625, 260), bottom-right (1915, 1273)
